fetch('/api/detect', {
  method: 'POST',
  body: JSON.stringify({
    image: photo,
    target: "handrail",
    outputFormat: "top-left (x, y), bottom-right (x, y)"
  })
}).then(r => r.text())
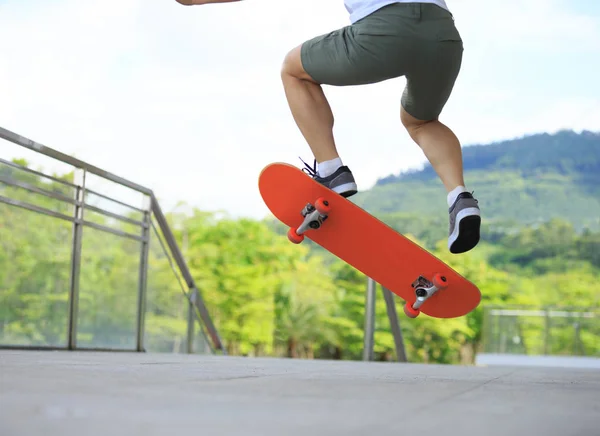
top-left (0, 156), bottom-right (78, 188)
top-left (0, 125), bottom-right (225, 354)
top-left (0, 126), bottom-right (152, 195)
top-left (150, 197), bottom-right (224, 351)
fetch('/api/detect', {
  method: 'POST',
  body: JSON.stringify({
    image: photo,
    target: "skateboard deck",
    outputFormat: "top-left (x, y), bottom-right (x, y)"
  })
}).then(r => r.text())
top-left (258, 162), bottom-right (481, 319)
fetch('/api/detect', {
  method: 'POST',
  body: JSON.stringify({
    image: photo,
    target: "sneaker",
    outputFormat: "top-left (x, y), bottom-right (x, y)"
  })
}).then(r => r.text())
top-left (300, 158), bottom-right (358, 198)
top-left (448, 191), bottom-right (481, 254)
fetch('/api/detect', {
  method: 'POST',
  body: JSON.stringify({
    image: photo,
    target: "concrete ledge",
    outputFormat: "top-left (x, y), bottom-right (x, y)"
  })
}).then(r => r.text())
top-left (1, 350), bottom-right (599, 436)
top-left (476, 353), bottom-right (600, 368)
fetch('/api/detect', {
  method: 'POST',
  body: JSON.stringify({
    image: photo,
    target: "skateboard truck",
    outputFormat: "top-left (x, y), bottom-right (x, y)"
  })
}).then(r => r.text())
top-left (287, 197), bottom-right (331, 244)
top-left (403, 273), bottom-right (449, 318)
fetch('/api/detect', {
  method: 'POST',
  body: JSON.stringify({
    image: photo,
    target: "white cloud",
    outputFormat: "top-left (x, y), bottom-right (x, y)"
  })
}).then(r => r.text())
top-left (1, 0), bottom-right (599, 220)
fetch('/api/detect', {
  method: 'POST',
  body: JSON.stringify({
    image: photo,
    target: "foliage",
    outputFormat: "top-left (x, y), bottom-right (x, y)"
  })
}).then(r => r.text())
top-left (2, 129), bottom-right (599, 363)
top-left (358, 130), bottom-right (600, 233)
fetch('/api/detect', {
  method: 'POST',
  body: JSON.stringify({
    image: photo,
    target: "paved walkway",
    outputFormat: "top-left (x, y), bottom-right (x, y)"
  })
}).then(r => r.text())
top-left (1, 350), bottom-right (598, 436)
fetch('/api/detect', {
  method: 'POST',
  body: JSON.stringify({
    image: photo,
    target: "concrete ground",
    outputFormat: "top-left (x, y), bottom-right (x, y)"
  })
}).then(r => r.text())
top-left (1, 350), bottom-right (598, 436)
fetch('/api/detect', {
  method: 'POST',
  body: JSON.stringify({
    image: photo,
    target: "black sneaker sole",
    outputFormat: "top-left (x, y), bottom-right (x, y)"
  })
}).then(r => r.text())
top-left (449, 215), bottom-right (481, 254)
top-left (340, 189), bottom-right (357, 198)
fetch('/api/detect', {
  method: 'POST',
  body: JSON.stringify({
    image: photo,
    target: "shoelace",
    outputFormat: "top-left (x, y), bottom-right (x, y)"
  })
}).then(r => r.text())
top-left (452, 191), bottom-right (479, 209)
top-left (299, 157), bottom-right (477, 205)
top-left (299, 157), bottom-right (317, 178)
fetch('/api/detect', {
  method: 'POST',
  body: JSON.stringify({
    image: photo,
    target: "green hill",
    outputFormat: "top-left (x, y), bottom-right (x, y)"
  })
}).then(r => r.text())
top-left (352, 129), bottom-right (600, 246)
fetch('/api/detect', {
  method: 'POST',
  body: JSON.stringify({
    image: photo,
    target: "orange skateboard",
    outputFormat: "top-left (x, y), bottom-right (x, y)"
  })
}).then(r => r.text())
top-left (258, 162), bottom-right (481, 319)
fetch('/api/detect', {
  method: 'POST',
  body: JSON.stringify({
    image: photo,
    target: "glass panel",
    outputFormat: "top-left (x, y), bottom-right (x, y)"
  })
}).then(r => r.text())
top-left (0, 202), bottom-right (72, 347)
top-left (0, 139), bottom-right (76, 191)
top-left (84, 173), bottom-right (146, 213)
top-left (0, 160), bottom-right (74, 219)
top-left (83, 186), bottom-right (145, 234)
top-left (1, 133), bottom-right (217, 354)
top-left (578, 316), bottom-right (600, 357)
top-left (76, 226), bottom-right (140, 349)
top-left (144, 216), bottom-right (197, 354)
top-left (509, 315), bottom-right (545, 355)
top-left (483, 307), bottom-right (600, 357)
top-left (192, 316), bottom-right (213, 355)
top-left (83, 207), bottom-right (142, 237)
top-left (545, 314), bottom-right (600, 357)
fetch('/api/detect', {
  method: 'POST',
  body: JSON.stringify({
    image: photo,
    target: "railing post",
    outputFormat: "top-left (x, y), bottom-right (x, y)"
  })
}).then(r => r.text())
top-left (187, 289), bottom-right (198, 354)
top-left (544, 308), bottom-right (551, 355)
top-left (362, 278), bottom-right (376, 361)
top-left (0, 126), bottom-right (226, 355)
top-left (382, 286), bottom-right (408, 362)
top-left (150, 195), bottom-right (225, 354)
top-left (136, 194), bottom-right (151, 352)
top-left (67, 168), bottom-right (86, 350)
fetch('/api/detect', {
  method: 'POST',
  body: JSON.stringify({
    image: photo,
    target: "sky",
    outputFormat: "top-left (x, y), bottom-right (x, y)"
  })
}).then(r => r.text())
top-left (1, 0), bottom-right (599, 218)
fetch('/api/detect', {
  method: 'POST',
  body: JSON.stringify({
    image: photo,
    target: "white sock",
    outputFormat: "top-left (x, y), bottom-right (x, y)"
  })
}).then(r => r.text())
top-left (318, 157), bottom-right (343, 178)
top-left (447, 185), bottom-right (468, 207)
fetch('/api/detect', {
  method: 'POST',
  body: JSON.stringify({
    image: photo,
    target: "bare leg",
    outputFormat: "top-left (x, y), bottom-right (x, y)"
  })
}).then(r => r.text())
top-left (280, 45), bottom-right (340, 163)
top-left (400, 106), bottom-right (465, 192)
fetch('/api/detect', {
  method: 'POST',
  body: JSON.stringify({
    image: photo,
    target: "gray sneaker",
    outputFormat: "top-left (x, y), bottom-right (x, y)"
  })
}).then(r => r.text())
top-left (448, 192), bottom-right (481, 254)
top-left (301, 158), bottom-right (358, 198)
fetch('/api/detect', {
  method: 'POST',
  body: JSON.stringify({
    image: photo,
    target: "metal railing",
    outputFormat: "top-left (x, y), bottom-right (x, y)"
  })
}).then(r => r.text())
top-left (0, 126), bottom-right (225, 354)
top-left (481, 305), bottom-right (599, 357)
top-left (362, 278), bottom-right (407, 362)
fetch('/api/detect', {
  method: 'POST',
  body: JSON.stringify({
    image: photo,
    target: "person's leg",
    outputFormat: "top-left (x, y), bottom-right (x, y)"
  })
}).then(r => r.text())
top-left (279, 23), bottom-right (381, 197)
top-left (281, 45), bottom-right (352, 191)
top-left (280, 46), bottom-right (340, 165)
top-left (401, 108), bottom-right (480, 254)
top-left (398, 5), bottom-right (480, 253)
top-left (280, 5), bottom-right (418, 196)
top-left (400, 109), bottom-right (465, 193)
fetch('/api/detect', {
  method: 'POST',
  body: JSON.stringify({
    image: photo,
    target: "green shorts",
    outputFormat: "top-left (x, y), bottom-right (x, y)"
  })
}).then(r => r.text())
top-left (300, 3), bottom-right (463, 121)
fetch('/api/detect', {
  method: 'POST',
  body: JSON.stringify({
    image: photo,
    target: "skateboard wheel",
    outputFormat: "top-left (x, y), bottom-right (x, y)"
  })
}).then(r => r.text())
top-left (314, 197), bottom-right (331, 215)
top-left (432, 273), bottom-right (448, 289)
top-left (403, 302), bottom-right (420, 318)
top-left (287, 228), bottom-right (304, 244)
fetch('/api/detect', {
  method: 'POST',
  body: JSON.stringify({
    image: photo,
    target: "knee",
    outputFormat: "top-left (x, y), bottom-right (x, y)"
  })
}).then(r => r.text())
top-left (281, 45), bottom-right (314, 82)
top-left (281, 46), bottom-right (300, 79)
top-left (401, 106), bottom-right (433, 137)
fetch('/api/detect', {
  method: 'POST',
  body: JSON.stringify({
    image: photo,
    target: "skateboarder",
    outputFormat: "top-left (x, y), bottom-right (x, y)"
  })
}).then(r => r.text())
top-left (175, 0), bottom-right (481, 254)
